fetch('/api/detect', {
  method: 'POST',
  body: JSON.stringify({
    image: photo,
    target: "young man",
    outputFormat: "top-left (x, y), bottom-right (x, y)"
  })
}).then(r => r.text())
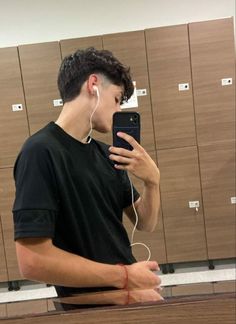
top-left (13, 47), bottom-right (162, 303)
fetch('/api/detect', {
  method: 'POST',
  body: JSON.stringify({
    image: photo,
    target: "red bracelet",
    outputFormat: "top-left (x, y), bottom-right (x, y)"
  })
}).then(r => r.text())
top-left (117, 264), bottom-right (129, 290)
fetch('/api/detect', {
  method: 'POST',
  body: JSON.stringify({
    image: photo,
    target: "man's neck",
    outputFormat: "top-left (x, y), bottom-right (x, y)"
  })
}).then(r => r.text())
top-left (55, 100), bottom-right (91, 143)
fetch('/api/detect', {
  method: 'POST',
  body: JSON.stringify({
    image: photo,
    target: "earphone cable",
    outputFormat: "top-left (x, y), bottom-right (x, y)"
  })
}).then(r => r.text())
top-left (128, 174), bottom-right (151, 262)
top-left (82, 90), bottom-right (100, 143)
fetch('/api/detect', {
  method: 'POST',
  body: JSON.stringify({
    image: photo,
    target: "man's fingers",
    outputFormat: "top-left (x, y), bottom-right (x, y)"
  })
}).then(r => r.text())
top-left (146, 261), bottom-right (160, 271)
top-left (108, 146), bottom-right (133, 158)
top-left (109, 154), bottom-right (130, 164)
top-left (117, 132), bottom-right (140, 149)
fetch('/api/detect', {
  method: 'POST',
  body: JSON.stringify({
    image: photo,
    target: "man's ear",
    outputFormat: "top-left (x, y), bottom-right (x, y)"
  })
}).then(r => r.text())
top-left (87, 74), bottom-right (99, 95)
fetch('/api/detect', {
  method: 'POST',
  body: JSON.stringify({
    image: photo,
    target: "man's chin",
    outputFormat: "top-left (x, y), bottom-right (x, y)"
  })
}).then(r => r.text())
top-left (94, 124), bottom-right (111, 134)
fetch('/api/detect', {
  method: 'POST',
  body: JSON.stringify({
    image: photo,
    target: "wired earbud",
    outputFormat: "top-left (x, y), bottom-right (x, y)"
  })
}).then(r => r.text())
top-left (82, 85), bottom-right (100, 143)
top-left (93, 85), bottom-right (99, 97)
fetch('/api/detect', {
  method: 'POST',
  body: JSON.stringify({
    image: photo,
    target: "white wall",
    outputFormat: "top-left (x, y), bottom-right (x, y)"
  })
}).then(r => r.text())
top-left (0, 0), bottom-right (235, 48)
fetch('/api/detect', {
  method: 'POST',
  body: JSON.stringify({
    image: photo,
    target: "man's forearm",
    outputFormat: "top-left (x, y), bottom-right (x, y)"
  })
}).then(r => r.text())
top-left (16, 239), bottom-right (124, 289)
top-left (136, 182), bottom-right (160, 232)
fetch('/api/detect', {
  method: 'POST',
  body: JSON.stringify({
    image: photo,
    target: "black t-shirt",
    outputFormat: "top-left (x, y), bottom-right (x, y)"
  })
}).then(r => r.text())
top-left (13, 122), bottom-right (139, 296)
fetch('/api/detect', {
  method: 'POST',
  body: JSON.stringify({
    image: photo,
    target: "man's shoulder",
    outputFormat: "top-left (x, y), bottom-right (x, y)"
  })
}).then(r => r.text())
top-left (21, 123), bottom-right (56, 155)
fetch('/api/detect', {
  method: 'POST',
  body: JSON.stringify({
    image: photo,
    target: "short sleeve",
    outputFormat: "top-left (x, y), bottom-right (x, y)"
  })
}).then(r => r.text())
top-left (12, 142), bottom-right (59, 239)
top-left (121, 171), bottom-right (140, 209)
top-left (13, 209), bottom-right (56, 240)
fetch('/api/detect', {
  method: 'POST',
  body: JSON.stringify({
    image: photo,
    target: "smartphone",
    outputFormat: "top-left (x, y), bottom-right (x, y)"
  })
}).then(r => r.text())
top-left (112, 112), bottom-right (140, 150)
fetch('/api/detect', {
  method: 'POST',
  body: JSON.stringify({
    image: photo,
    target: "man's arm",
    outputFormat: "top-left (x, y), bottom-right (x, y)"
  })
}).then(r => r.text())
top-left (16, 237), bottom-right (161, 289)
top-left (124, 181), bottom-right (160, 232)
top-left (109, 132), bottom-right (160, 232)
top-left (58, 288), bottom-right (163, 306)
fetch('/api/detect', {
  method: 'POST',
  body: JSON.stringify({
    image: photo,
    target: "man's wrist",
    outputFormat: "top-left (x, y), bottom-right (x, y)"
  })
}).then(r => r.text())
top-left (117, 264), bottom-right (129, 289)
top-left (111, 264), bottom-right (127, 289)
top-left (144, 169), bottom-right (160, 187)
top-left (144, 179), bottom-right (160, 188)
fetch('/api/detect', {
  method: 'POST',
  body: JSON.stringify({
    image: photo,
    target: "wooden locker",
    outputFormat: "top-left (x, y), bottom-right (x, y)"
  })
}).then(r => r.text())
top-left (103, 30), bottom-right (156, 153)
top-left (145, 24), bottom-right (196, 150)
top-left (60, 35), bottom-right (103, 58)
top-left (189, 18), bottom-right (235, 145)
top-left (0, 304), bottom-right (7, 318)
top-left (157, 146), bottom-right (207, 263)
top-left (0, 168), bottom-right (21, 281)
top-left (123, 151), bottom-right (167, 264)
top-left (18, 42), bottom-right (62, 135)
top-left (213, 281), bottom-right (236, 293)
top-left (0, 47), bottom-right (29, 168)
top-left (199, 140), bottom-right (236, 259)
top-left (0, 216), bottom-right (8, 282)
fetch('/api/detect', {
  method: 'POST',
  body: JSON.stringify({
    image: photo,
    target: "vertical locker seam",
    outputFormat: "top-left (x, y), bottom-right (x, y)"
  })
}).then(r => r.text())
top-left (17, 47), bottom-right (31, 137)
top-left (187, 23), bottom-right (209, 261)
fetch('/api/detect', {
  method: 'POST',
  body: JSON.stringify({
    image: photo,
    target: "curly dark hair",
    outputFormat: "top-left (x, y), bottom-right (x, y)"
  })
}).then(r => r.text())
top-left (57, 47), bottom-right (134, 104)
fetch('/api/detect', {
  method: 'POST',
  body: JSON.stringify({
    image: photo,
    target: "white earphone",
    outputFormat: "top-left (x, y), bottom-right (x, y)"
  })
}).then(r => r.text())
top-left (82, 85), bottom-right (100, 143)
top-left (93, 85), bottom-right (99, 97)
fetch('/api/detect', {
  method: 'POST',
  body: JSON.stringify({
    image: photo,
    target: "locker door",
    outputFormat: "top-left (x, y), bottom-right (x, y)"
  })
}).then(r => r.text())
top-left (0, 304), bottom-right (7, 318)
top-left (123, 152), bottom-right (167, 265)
top-left (60, 35), bottom-right (103, 58)
top-left (145, 24), bottom-right (196, 149)
top-left (157, 146), bottom-right (207, 263)
top-left (18, 42), bottom-right (62, 135)
top-left (103, 31), bottom-right (156, 153)
top-left (0, 168), bottom-right (21, 281)
top-left (0, 47), bottom-right (29, 168)
top-left (189, 18), bottom-right (235, 145)
top-left (0, 216), bottom-right (7, 282)
top-left (199, 140), bottom-right (236, 259)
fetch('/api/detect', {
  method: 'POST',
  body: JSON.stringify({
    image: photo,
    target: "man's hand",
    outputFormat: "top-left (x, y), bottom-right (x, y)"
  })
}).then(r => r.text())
top-left (109, 132), bottom-right (160, 186)
top-left (126, 261), bottom-right (161, 289)
top-left (129, 288), bottom-right (164, 304)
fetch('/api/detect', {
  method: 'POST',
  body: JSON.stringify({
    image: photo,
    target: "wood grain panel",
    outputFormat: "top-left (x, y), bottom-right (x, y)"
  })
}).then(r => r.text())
top-left (0, 294), bottom-right (235, 324)
top-left (145, 24), bottom-right (196, 149)
top-left (189, 18), bottom-right (235, 145)
top-left (199, 140), bottom-right (236, 259)
top-left (60, 35), bottom-right (103, 58)
top-left (123, 151), bottom-right (167, 264)
top-left (18, 42), bottom-right (62, 134)
top-left (102, 30), bottom-right (156, 152)
top-left (157, 146), bottom-right (207, 263)
top-left (0, 215), bottom-right (7, 282)
top-left (213, 281), bottom-right (236, 293)
top-left (172, 283), bottom-right (214, 296)
top-left (7, 300), bottom-right (47, 317)
top-left (0, 47), bottom-right (29, 167)
top-left (0, 168), bottom-right (21, 280)
top-left (0, 304), bottom-right (7, 318)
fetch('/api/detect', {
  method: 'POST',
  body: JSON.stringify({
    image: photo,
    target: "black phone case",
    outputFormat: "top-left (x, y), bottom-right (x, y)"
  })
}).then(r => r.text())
top-left (112, 112), bottom-right (140, 150)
